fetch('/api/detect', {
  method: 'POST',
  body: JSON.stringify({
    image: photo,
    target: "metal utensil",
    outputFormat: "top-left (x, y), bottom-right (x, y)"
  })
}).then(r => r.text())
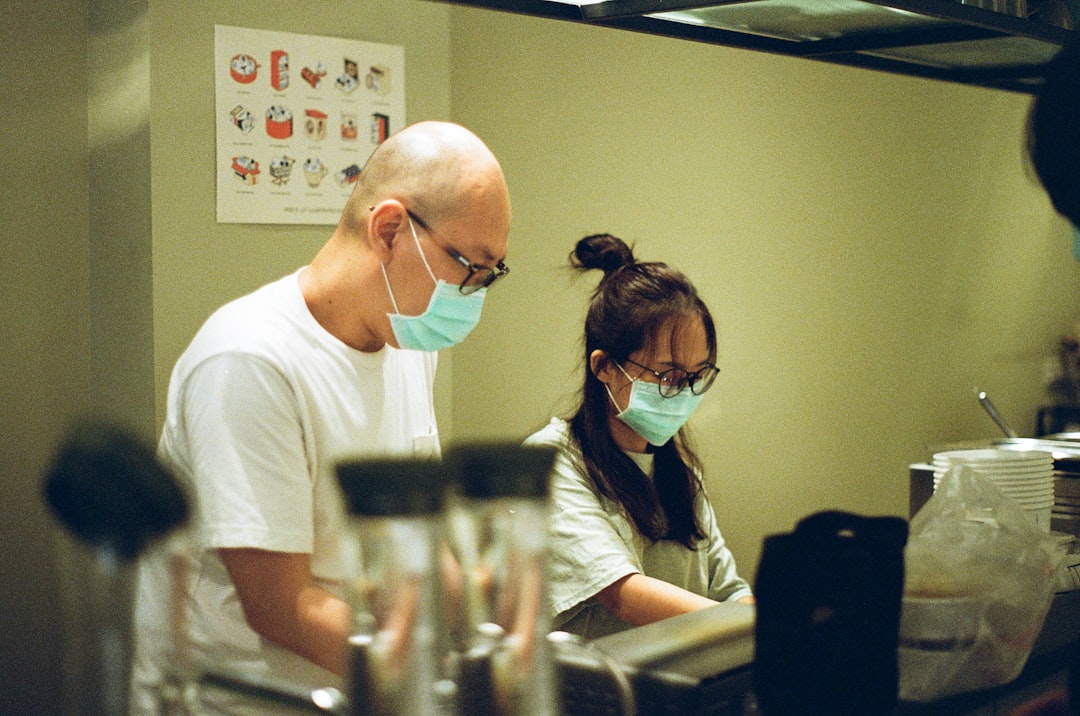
top-left (975, 388), bottom-right (1018, 438)
top-left (198, 669), bottom-right (347, 714)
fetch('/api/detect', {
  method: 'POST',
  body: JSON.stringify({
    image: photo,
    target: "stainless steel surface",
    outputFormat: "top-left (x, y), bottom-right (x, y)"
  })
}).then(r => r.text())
top-left (442, 0), bottom-right (1074, 93)
top-left (650, 0), bottom-right (952, 42)
top-left (976, 388), bottom-right (1018, 438)
top-left (198, 670), bottom-right (347, 714)
top-left (551, 631), bottom-right (637, 716)
top-left (960, 0), bottom-right (1027, 16)
top-left (993, 436), bottom-right (1080, 460)
top-left (556, 604), bottom-right (757, 715)
top-left (591, 602), bottom-right (755, 668)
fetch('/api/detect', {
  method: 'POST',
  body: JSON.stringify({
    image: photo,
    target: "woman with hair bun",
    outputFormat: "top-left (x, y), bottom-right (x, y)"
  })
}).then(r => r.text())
top-left (525, 233), bottom-right (753, 640)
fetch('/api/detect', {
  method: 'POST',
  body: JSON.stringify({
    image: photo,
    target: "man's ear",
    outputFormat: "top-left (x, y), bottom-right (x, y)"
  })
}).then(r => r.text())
top-left (368, 200), bottom-right (408, 259)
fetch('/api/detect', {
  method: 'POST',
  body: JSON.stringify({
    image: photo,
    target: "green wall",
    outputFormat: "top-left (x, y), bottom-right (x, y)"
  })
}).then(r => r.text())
top-left (5, 2), bottom-right (453, 713)
top-left (148, 1), bottom-right (456, 438)
top-left (6, 1), bottom-right (1080, 712)
top-left (3, 2), bottom-right (90, 713)
top-left (444, 7), bottom-right (1080, 570)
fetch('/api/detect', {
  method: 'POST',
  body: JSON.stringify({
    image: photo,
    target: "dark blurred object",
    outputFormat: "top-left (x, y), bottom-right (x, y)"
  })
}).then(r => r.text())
top-left (1026, 0), bottom-right (1075, 28)
top-left (753, 511), bottom-right (909, 716)
top-left (42, 420), bottom-right (189, 715)
top-left (1010, 687), bottom-right (1074, 715)
top-left (1040, 335), bottom-right (1080, 436)
top-left (44, 420), bottom-right (189, 561)
top-left (1008, 643), bottom-right (1079, 715)
top-left (1029, 33), bottom-right (1080, 228)
top-left (1039, 406), bottom-right (1080, 436)
top-left (1047, 336), bottom-right (1080, 407)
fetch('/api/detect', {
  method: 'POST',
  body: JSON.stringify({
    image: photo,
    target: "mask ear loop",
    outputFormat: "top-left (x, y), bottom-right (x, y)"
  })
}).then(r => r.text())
top-left (603, 360), bottom-right (638, 414)
top-left (379, 214), bottom-right (439, 315)
top-left (379, 262), bottom-right (401, 314)
top-left (603, 383), bottom-right (623, 414)
top-left (615, 362), bottom-right (637, 383)
top-left (407, 215), bottom-right (439, 285)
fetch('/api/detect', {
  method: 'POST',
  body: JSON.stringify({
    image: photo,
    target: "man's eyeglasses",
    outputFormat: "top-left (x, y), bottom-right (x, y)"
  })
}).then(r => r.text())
top-left (407, 210), bottom-right (509, 295)
top-left (622, 358), bottom-right (719, 398)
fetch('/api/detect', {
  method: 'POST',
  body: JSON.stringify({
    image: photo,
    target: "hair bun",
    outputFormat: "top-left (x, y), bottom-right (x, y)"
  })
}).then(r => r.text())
top-left (571, 233), bottom-right (635, 275)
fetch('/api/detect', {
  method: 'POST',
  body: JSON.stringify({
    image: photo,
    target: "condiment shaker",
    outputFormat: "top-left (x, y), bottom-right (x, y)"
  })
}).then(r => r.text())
top-left (337, 455), bottom-right (452, 716)
top-left (443, 443), bottom-right (557, 716)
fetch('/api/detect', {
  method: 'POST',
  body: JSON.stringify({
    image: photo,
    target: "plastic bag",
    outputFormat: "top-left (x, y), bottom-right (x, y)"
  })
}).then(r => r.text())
top-left (899, 464), bottom-right (1064, 702)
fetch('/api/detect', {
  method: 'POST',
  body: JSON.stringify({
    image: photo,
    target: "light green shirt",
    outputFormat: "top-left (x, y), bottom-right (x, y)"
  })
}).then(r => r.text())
top-left (525, 418), bottom-right (752, 640)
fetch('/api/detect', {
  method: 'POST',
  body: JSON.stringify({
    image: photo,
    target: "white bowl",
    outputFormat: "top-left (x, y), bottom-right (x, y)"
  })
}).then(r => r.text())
top-left (899, 595), bottom-right (979, 652)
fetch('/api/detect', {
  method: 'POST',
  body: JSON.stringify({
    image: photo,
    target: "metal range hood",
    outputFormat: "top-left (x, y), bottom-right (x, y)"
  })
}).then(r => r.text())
top-left (438, 0), bottom-right (1077, 93)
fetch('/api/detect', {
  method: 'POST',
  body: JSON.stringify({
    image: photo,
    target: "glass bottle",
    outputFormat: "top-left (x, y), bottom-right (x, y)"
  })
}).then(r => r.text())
top-left (336, 455), bottom-right (451, 716)
top-left (42, 420), bottom-right (190, 716)
top-left (443, 443), bottom-right (557, 716)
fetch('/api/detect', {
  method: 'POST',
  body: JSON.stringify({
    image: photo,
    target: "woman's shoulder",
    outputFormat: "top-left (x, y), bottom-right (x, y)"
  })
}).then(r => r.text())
top-left (523, 417), bottom-right (572, 448)
top-left (523, 419), bottom-right (593, 491)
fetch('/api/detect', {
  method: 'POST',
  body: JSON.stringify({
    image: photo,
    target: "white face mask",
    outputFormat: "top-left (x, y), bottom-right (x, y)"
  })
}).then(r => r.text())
top-left (381, 217), bottom-right (486, 351)
top-left (606, 363), bottom-right (704, 446)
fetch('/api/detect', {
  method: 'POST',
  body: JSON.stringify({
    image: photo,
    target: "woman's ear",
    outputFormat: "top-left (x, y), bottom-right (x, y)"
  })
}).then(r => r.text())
top-left (590, 349), bottom-right (613, 384)
top-left (368, 200), bottom-right (408, 259)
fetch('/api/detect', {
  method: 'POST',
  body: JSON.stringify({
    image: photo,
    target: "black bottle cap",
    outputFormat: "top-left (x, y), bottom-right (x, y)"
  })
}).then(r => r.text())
top-left (43, 420), bottom-right (190, 562)
top-left (444, 442), bottom-right (556, 500)
top-left (336, 456), bottom-right (446, 517)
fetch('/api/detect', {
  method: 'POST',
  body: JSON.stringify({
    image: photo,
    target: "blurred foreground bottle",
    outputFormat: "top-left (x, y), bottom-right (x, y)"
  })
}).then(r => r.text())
top-left (43, 420), bottom-right (190, 716)
top-left (337, 456), bottom-right (452, 715)
top-left (444, 443), bottom-right (557, 716)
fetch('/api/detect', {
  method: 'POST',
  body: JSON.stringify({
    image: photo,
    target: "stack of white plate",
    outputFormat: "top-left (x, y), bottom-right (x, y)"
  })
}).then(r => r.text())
top-left (932, 449), bottom-right (1054, 532)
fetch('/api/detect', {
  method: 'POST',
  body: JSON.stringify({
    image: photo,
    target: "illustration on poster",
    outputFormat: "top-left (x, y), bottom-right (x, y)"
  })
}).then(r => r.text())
top-left (269, 156), bottom-right (296, 186)
top-left (215, 25), bottom-right (404, 224)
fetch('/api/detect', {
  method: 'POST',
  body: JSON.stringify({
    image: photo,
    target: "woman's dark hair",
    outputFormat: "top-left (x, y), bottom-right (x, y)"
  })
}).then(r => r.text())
top-left (567, 233), bottom-right (716, 547)
top-left (1028, 35), bottom-right (1080, 227)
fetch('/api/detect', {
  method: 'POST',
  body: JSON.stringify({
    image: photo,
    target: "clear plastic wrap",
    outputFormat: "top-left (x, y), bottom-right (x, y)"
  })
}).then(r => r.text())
top-left (900, 464), bottom-right (1065, 701)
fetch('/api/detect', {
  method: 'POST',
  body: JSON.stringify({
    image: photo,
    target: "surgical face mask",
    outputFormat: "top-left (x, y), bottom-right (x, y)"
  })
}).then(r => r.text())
top-left (606, 363), bottom-right (704, 446)
top-left (382, 217), bottom-right (486, 351)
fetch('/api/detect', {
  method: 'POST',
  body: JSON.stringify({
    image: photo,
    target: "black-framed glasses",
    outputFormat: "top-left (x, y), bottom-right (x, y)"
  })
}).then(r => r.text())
top-left (622, 357), bottom-right (719, 398)
top-left (407, 210), bottom-right (509, 295)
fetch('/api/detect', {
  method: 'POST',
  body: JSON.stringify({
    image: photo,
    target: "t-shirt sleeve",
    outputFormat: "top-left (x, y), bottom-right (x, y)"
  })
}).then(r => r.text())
top-left (699, 493), bottom-right (753, 602)
top-left (177, 352), bottom-right (314, 553)
top-left (527, 427), bottom-right (641, 620)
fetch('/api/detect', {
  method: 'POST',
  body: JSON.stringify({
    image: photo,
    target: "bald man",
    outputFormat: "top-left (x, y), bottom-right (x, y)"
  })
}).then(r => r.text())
top-left (130, 121), bottom-right (511, 714)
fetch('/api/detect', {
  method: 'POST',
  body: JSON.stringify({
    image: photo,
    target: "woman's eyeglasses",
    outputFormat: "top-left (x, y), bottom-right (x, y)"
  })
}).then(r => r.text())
top-left (622, 358), bottom-right (719, 398)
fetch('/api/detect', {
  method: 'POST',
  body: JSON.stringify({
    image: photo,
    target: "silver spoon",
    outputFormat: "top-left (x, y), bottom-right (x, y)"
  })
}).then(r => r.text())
top-left (975, 388), bottom-right (1018, 438)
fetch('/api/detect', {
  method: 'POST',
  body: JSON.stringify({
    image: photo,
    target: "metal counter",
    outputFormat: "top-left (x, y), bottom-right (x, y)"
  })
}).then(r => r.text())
top-left (556, 592), bottom-right (1080, 716)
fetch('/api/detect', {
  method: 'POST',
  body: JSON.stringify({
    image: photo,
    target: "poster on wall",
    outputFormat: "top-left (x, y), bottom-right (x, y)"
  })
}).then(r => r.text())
top-left (214, 25), bottom-right (405, 225)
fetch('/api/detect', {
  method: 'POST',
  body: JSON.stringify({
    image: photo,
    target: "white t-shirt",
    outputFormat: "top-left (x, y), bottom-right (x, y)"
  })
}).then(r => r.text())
top-left (524, 418), bottom-right (752, 640)
top-left (130, 269), bottom-right (439, 715)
